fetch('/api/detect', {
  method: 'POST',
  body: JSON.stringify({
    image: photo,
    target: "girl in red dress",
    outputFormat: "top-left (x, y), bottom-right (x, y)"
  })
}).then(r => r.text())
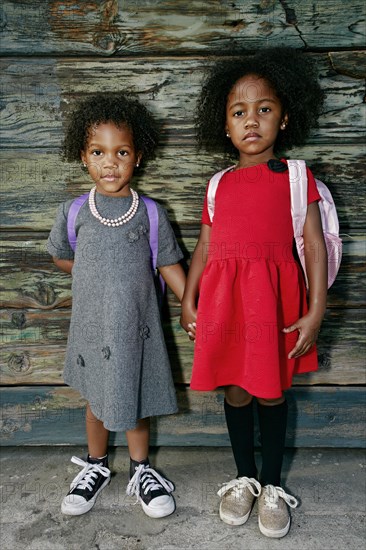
top-left (181, 48), bottom-right (328, 538)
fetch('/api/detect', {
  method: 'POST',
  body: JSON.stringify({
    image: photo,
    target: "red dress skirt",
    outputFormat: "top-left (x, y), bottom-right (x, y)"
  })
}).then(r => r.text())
top-left (190, 162), bottom-right (320, 399)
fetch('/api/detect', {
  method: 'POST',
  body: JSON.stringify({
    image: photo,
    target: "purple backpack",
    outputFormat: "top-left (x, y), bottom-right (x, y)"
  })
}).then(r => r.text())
top-left (67, 193), bottom-right (166, 296)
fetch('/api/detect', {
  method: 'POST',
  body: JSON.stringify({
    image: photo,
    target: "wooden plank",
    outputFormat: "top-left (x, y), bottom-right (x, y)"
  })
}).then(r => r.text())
top-left (328, 51), bottom-right (366, 79)
top-left (1, 308), bottom-right (365, 386)
top-left (0, 145), bottom-right (365, 231)
top-left (1, 235), bottom-right (364, 310)
top-left (0, 386), bottom-right (364, 447)
top-left (1, 54), bottom-right (365, 149)
top-left (1, 1), bottom-right (365, 55)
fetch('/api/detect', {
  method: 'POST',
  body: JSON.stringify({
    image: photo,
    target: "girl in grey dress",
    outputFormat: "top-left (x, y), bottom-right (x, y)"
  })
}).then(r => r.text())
top-left (47, 93), bottom-right (186, 518)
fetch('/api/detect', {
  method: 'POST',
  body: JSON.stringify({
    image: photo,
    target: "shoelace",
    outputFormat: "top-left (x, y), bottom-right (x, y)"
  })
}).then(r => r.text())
top-left (126, 464), bottom-right (174, 498)
top-left (262, 484), bottom-right (298, 509)
top-left (217, 476), bottom-right (262, 498)
top-left (69, 456), bottom-right (110, 492)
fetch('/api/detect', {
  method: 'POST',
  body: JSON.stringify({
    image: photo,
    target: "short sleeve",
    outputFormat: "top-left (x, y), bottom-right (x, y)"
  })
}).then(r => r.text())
top-left (156, 204), bottom-right (184, 268)
top-left (47, 200), bottom-right (75, 260)
top-left (306, 167), bottom-right (321, 205)
top-left (201, 182), bottom-right (212, 226)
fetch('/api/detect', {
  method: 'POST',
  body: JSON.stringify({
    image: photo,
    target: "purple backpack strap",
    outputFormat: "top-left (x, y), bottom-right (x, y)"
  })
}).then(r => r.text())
top-left (67, 193), bottom-right (89, 252)
top-left (67, 193), bottom-right (166, 295)
top-left (141, 195), bottom-right (166, 295)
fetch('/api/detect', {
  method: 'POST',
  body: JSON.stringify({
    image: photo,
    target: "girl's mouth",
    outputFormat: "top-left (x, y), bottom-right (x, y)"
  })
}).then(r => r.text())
top-left (243, 133), bottom-right (260, 141)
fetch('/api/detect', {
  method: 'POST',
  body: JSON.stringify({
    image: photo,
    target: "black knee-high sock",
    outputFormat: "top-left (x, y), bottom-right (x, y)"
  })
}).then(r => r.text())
top-left (224, 399), bottom-right (257, 479)
top-left (257, 400), bottom-right (288, 486)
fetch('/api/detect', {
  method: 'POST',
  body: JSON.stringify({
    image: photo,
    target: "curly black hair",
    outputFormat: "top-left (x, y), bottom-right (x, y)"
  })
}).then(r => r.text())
top-left (62, 92), bottom-right (159, 165)
top-left (196, 48), bottom-right (324, 156)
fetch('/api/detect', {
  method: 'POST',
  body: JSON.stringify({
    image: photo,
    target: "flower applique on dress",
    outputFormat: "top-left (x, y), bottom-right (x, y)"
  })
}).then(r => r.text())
top-left (77, 355), bottom-right (85, 368)
top-left (139, 324), bottom-right (150, 340)
top-left (101, 346), bottom-right (111, 360)
top-left (128, 224), bottom-right (147, 243)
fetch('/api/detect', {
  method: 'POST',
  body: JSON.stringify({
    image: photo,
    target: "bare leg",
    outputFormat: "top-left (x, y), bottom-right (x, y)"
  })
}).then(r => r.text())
top-left (257, 396), bottom-right (285, 406)
top-left (126, 417), bottom-right (150, 462)
top-left (225, 385), bottom-right (253, 406)
top-left (86, 403), bottom-right (109, 458)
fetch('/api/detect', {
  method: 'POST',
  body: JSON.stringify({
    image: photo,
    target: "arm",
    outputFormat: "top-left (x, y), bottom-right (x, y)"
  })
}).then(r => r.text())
top-left (48, 202), bottom-right (75, 274)
top-left (180, 223), bottom-right (212, 339)
top-left (284, 201), bottom-right (328, 358)
top-left (159, 263), bottom-right (186, 303)
top-left (53, 257), bottom-right (74, 275)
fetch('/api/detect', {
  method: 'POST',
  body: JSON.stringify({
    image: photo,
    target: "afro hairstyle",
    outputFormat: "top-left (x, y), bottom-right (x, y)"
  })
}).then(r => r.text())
top-left (195, 47), bottom-right (324, 156)
top-left (62, 92), bottom-right (159, 166)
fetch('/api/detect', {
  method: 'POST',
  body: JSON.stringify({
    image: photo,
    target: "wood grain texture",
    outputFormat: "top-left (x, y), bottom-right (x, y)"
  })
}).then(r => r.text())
top-left (328, 51), bottom-right (366, 79)
top-left (0, 145), bottom-right (365, 231)
top-left (1, 0), bottom-right (365, 448)
top-left (1, 54), bottom-right (365, 150)
top-left (1, 386), bottom-right (365, 447)
top-left (1, 1), bottom-right (365, 56)
top-left (1, 308), bottom-right (365, 386)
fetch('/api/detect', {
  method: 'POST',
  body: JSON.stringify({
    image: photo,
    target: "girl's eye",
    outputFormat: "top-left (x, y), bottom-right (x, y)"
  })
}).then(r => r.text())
top-left (118, 150), bottom-right (129, 156)
top-left (234, 110), bottom-right (244, 117)
top-left (259, 107), bottom-right (271, 113)
top-left (91, 150), bottom-right (102, 156)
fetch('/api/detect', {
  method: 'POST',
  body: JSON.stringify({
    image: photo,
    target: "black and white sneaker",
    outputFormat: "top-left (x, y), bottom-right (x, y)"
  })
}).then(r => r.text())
top-left (61, 456), bottom-right (111, 516)
top-left (126, 463), bottom-right (175, 518)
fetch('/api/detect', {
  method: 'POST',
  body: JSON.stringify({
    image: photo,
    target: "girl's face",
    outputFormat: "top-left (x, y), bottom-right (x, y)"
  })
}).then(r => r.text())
top-left (225, 74), bottom-right (288, 167)
top-left (81, 122), bottom-right (141, 197)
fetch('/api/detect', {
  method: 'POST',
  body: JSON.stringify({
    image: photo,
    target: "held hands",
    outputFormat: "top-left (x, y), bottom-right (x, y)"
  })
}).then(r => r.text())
top-left (187, 323), bottom-right (196, 340)
top-left (180, 303), bottom-right (197, 341)
top-left (283, 313), bottom-right (323, 359)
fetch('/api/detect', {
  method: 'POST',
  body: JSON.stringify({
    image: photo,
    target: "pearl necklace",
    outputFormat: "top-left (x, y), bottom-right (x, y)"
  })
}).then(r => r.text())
top-left (88, 187), bottom-right (139, 227)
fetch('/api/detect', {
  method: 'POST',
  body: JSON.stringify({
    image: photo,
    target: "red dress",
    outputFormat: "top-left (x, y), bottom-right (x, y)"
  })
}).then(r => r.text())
top-left (190, 161), bottom-right (320, 399)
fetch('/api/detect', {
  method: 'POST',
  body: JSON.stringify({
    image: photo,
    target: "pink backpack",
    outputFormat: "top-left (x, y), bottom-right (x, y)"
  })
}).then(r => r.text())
top-left (206, 159), bottom-right (342, 288)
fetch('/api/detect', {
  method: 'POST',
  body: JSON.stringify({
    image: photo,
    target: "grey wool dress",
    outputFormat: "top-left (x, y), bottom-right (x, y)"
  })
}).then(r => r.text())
top-left (47, 191), bottom-right (183, 431)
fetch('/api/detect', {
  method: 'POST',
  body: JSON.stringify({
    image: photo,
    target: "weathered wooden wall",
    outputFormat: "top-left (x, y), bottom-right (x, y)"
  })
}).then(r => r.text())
top-left (1, 0), bottom-right (365, 447)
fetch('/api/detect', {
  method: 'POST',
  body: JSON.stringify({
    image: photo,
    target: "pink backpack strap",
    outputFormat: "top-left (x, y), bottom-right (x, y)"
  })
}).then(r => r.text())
top-left (287, 160), bottom-right (308, 239)
top-left (288, 160), bottom-right (311, 287)
top-left (207, 165), bottom-right (236, 222)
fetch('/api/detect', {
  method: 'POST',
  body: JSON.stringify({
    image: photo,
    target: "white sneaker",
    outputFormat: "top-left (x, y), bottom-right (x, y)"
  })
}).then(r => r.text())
top-left (217, 477), bottom-right (261, 525)
top-left (258, 484), bottom-right (298, 538)
top-left (126, 463), bottom-right (175, 518)
top-left (61, 456), bottom-right (111, 516)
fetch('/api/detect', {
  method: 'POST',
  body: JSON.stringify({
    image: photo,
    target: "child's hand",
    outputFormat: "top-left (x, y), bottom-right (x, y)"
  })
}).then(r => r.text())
top-left (187, 322), bottom-right (197, 341)
top-left (180, 304), bottom-right (197, 341)
top-left (283, 313), bottom-right (322, 359)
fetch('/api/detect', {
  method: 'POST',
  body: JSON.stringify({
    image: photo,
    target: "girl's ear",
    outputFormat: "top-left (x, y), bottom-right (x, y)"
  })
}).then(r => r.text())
top-left (281, 114), bottom-right (289, 130)
top-left (135, 153), bottom-right (142, 167)
top-left (80, 151), bottom-right (88, 170)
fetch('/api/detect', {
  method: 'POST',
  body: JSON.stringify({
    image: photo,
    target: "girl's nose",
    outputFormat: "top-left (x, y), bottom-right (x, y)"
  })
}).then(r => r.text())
top-left (244, 115), bottom-right (259, 128)
top-left (104, 155), bottom-right (118, 167)
top-left (243, 108), bottom-right (259, 128)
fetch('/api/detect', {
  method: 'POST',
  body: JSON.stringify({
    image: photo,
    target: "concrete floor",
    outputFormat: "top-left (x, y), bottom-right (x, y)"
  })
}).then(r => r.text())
top-left (0, 447), bottom-right (365, 550)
